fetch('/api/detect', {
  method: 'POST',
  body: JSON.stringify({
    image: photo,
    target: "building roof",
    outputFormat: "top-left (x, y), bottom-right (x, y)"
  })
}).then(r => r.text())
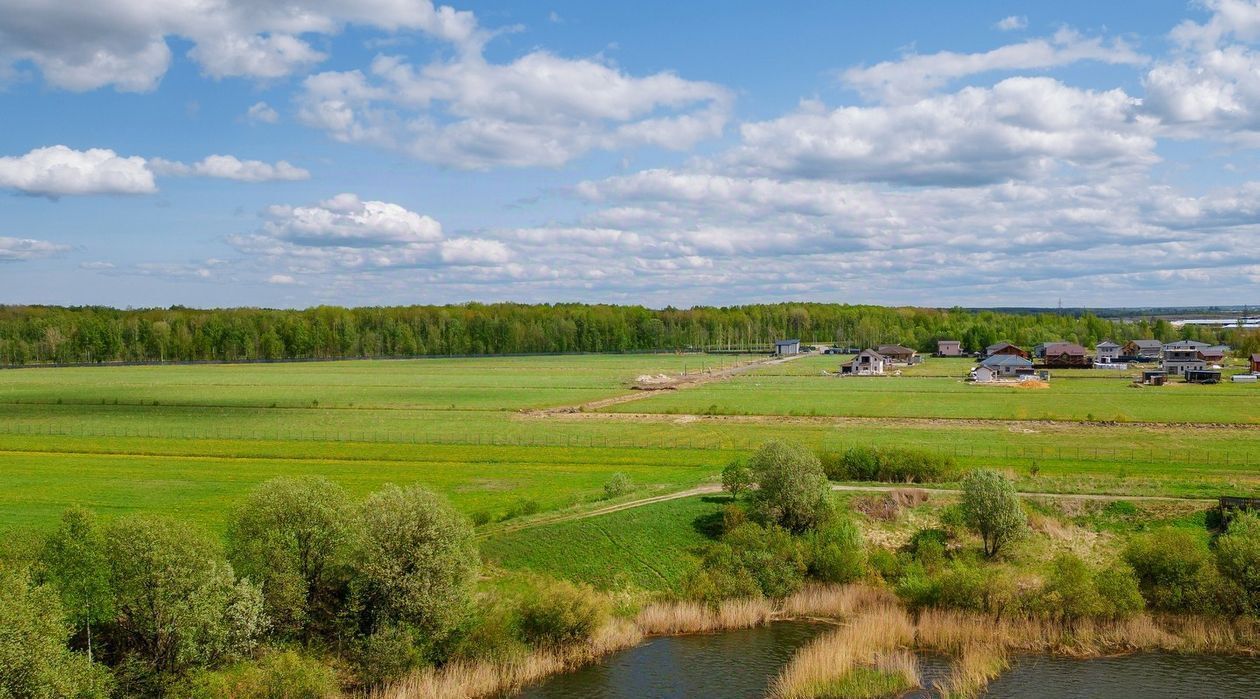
top-left (877, 344), bottom-right (916, 355)
top-left (774, 339), bottom-right (800, 347)
top-left (1128, 339), bottom-right (1164, 350)
top-left (938, 339), bottom-right (960, 344)
top-left (1201, 345), bottom-right (1229, 354)
top-left (985, 341), bottom-right (1021, 353)
top-left (1164, 340), bottom-right (1211, 349)
top-left (980, 354), bottom-right (1033, 368)
top-left (1095, 340), bottom-right (1120, 349)
top-left (1043, 342), bottom-right (1088, 356)
top-left (854, 349), bottom-right (886, 361)
top-left (1252, 354), bottom-right (1260, 362)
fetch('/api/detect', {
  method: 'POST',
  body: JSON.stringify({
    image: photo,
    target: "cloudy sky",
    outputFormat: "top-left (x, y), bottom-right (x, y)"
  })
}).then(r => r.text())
top-left (3, 0), bottom-right (1260, 308)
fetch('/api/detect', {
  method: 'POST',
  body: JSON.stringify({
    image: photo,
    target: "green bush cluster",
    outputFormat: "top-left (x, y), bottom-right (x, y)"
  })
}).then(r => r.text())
top-left (820, 446), bottom-right (957, 483)
top-left (516, 581), bottom-right (607, 650)
top-left (1124, 516), bottom-right (1260, 615)
top-left (4, 477), bottom-right (481, 696)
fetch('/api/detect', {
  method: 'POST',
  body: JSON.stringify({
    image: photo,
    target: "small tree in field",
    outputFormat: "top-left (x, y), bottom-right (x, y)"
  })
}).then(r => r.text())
top-left (721, 460), bottom-right (754, 500)
top-left (960, 469), bottom-right (1026, 558)
top-left (749, 440), bottom-right (832, 534)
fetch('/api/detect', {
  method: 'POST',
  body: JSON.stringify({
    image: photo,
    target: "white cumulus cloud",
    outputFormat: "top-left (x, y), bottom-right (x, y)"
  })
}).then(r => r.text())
top-left (149, 155), bottom-right (310, 182)
top-left (0, 145), bottom-right (156, 197)
top-left (246, 101), bottom-right (280, 124)
top-left (0, 236), bottom-right (71, 261)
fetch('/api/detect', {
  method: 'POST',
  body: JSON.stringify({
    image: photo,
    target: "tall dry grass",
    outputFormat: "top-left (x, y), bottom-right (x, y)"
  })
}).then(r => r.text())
top-left (934, 644), bottom-right (1009, 699)
top-left (769, 605), bottom-right (916, 699)
top-left (635, 597), bottom-right (776, 635)
top-left (780, 584), bottom-right (894, 619)
top-left (372, 619), bottom-right (641, 699)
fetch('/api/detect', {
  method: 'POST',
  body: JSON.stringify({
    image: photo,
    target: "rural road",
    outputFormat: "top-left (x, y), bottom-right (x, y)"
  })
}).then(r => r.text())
top-left (480, 482), bottom-right (1214, 538)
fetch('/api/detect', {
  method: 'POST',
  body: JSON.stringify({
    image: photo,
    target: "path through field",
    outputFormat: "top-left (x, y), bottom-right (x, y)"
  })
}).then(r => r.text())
top-left (482, 482), bottom-right (1215, 538)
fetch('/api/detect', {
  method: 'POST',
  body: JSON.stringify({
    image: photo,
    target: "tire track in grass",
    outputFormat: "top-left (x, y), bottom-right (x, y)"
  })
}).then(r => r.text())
top-left (590, 517), bottom-right (672, 588)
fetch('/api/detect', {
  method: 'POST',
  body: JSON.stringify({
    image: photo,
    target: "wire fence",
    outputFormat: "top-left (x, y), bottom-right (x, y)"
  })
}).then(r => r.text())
top-left (0, 422), bottom-right (1255, 467)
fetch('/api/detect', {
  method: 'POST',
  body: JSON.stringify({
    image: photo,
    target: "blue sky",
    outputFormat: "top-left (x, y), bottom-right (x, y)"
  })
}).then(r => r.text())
top-left (2, 0), bottom-right (1260, 308)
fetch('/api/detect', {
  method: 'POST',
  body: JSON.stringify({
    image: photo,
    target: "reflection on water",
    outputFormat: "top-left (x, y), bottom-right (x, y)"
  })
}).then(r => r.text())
top-left (516, 621), bottom-right (827, 699)
top-left (983, 653), bottom-right (1260, 698)
top-left (517, 621), bottom-right (1260, 699)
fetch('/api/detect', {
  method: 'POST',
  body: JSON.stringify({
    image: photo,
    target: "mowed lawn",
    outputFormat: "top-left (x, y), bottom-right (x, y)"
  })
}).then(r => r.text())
top-left (482, 495), bottom-right (727, 592)
top-left (610, 356), bottom-right (1260, 424)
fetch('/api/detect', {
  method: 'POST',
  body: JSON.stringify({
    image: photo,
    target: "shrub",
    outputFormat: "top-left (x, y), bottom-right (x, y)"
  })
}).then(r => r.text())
top-left (721, 460), bottom-right (755, 500)
top-left (603, 473), bottom-right (633, 499)
top-left (749, 441), bottom-right (832, 534)
top-left (685, 522), bottom-right (807, 602)
top-left (354, 624), bottom-right (425, 688)
top-left (821, 446), bottom-right (956, 483)
top-left (352, 485), bottom-right (479, 639)
top-left (959, 470), bottom-right (1027, 558)
top-left (1214, 511), bottom-right (1260, 612)
top-left (1040, 554), bottom-right (1144, 622)
top-left (1124, 529), bottom-right (1220, 613)
top-left (1094, 563), bottom-right (1145, 620)
top-left (37, 506), bottom-right (112, 653)
top-left (104, 515), bottom-right (266, 679)
top-left (908, 528), bottom-right (949, 570)
top-left (226, 477), bottom-right (354, 640)
top-left (867, 548), bottom-right (902, 582)
top-left (176, 650), bottom-right (341, 699)
top-left (0, 569), bottom-right (112, 698)
top-left (516, 581), bottom-right (607, 650)
top-left (807, 518), bottom-right (866, 584)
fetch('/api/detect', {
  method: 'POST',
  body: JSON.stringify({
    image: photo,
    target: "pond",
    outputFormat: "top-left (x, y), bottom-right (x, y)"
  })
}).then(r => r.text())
top-left (517, 622), bottom-right (1260, 698)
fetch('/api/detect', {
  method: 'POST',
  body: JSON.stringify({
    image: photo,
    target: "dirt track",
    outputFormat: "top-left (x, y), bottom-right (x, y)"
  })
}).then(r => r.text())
top-left (481, 482), bottom-right (1214, 538)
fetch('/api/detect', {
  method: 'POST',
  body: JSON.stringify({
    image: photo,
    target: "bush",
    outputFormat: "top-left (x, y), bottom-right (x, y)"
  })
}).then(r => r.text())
top-left (821, 446), bottom-right (956, 483)
top-left (749, 441), bottom-right (832, 534)
top-left (104, 515), bottom-right (267, 680)
top-left (721, 460), bottom-right (754, 500)
top-left (908, 528), bottom-right (949, 570)
top-left (354, 624), bottom-right (426, 689)
top-left (1040, 554), bottom-right (1144, 622)
top-left (806, 518), bottom-right (866, 584)
top-left (0, 569), bottom-right (112, 698)
top-left (176, 650), bottom-right (341, 699)
top-left (1094, 563), bottom-right (1145, 620)
top-left (516, 581), bottom-right (607, 650)
top-left (603, 473), bottom-right (633, 499)
top-left (1124, 529), bottom-right (1222, 613)
top-left (685, 522), bottom-right (807, 602)
top-left (226, 477), bottom-right (354, 640)
top-left (959, 470), bottom-right (1027, 558)
top-left (1214, 512), bottom-right (1260, 612)
top-left (867, 548), bottom-right (902, 582)
top-left (352, 485), bottom-right (478, 639)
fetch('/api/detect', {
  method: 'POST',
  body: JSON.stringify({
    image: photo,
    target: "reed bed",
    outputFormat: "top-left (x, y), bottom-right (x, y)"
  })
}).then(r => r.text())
top-left (634, 597), bottom-right (776, 635)
top-left (779, 584), bottom-right (894, 619)
top-left (769, 605), bottom-right (916, 699)
top-left (934, 644), bottom-right (1009, 699)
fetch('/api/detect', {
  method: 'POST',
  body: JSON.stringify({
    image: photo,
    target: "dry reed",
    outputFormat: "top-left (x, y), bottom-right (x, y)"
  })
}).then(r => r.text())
top-left (769, 605), bottom-right (916, 699)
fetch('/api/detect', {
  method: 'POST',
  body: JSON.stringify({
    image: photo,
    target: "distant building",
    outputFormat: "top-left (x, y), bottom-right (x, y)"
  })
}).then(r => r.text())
top-left (1200, 345), bottom-right (1229, 364)
top-left (936, 340), bottom-right (963, 357)
top-left (876, 344), bottom-right (917, 363)
top-left (970, 365), bottom-right (997, 383)
top-left (1252, 354), bottom-right (1260, 373)
top-left (1123, 339), bottom-right (1163, 360)
top-left (984, 342), bottom-right (1029, 360)
top-left (1041, 342), bottom-right (1090, 368)
top-left (1139, 370), bottom-right (1167, 386)
top-left (842, 349), bottom-right (887, 375)
top-left (1094, 340), bottom-right (1121, 363)
top-left (1163, 345), bottom-right (1206, 376)
top-left (1185, 369), bottom-right (1222, 384)
top-left (774, 339), bottom-right (801, 356)
top-left (978, 354), bottom-right (1035, 378)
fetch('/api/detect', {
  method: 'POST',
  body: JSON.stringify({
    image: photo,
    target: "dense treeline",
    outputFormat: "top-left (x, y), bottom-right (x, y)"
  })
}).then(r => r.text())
top-left (0, 303), bottom-right (1254, 365)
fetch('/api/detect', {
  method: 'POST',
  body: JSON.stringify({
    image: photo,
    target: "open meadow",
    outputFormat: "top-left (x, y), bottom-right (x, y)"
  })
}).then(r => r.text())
top-left (2, 351), bottom-right (1259, 536)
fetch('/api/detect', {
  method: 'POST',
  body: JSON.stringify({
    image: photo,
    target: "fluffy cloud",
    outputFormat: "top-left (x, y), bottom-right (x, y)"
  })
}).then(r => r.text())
top-left (729, 77), bottom-right (1156, 186)
top-left (842, 28), bottom-right (1146, 102)
top-left (297, 48), bottom-right (731, 168)
top-left (996, 16), bottom-right (1029, 32)
top-left (0, 146), bottom-right (156, 197)
top-left (246, 101), bottom-right (280, 124)
top-left (0, 236), bottom-right (70, 261)
top-left (0, 0), bottom-right (481, 91)
top-left (229, 194), bottom-right (511, 276)
top-left (149, 155), bottom-right (310, 182)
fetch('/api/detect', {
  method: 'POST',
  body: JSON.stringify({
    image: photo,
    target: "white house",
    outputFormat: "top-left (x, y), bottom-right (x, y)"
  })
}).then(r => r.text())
top-left (1162, 345), bottom-right (1206, 376)
top-left (1095, 340), bottom-right (1121, 363)
top-left (978, 354), bottom-right (1035, 378)
top-left (842, 349), bottom-right (887, 375)
top-left (970, 365), bottom-right (997, 382)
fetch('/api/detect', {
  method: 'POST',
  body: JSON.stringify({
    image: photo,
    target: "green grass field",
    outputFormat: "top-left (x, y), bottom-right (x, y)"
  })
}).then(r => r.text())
top-left (2, 352), bottom-right (1259, 537)
top-left (482, 495), bottom-right (727, 592)
top-left (608, 356), bottom-right (1260, 423)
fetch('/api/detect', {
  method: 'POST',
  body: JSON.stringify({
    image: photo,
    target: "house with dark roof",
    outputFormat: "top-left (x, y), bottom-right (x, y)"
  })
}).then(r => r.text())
top-left (1123, 339), bottom-right (1163, 360)
top-left (1200, 345), bottom-right (1229, 364)
top-left (978, 353), bottom-right (1035, 378)
top-left (1251, 354), bottom-right (1260, 373)
top-left (876, 344), bottom-right (917, 363)
top-left (1041, 342), bottom-right (1090, 368)
top-left (983, 342), bottom-right (1029, 359)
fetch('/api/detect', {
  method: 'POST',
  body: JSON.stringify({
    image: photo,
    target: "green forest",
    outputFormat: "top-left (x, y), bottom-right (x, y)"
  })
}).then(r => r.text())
top-left (0, 303), bottom-right (1252, 365)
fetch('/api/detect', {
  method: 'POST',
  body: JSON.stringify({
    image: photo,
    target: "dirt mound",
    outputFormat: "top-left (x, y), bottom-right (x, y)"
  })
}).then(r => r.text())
top-left (1015, 379), bottom-right (1050, 389)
